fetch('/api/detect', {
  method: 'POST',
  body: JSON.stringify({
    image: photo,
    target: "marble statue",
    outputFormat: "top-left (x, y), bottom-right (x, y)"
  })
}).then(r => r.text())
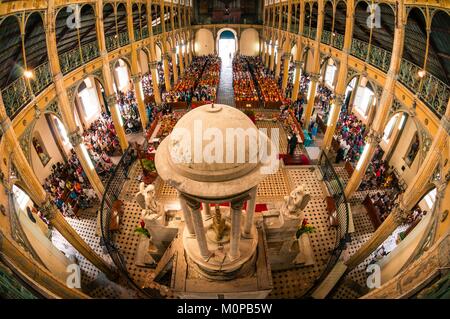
top-left (280, 185), bottom-right (311, 218)
top-left (135, 182), bottom-right (162, 220)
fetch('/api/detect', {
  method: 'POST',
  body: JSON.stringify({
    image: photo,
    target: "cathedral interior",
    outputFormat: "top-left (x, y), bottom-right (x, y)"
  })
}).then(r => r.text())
top-left (0, 0), bottom-right (449, 300)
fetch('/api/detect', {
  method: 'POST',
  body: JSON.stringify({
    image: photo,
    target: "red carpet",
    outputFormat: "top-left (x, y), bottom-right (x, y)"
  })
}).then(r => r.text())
top-left (201, 203), bottom-right (268, 213)
top-left (279, 153), bottom-right (310, 165)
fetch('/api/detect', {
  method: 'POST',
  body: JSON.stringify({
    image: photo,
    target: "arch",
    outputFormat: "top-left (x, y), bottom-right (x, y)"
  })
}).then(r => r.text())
top-left (240, 28), bottom-right (260, 56)
top-left (429, 10), bottom-right (450, 85)
top-left (139, 48), bottom-right (151, 74)
top-left (215, 27), bottom-right (239, 55)
top-left (0, 15), bottom-right (23, 89)
top-left (195, 28), bottom-right (214, 56)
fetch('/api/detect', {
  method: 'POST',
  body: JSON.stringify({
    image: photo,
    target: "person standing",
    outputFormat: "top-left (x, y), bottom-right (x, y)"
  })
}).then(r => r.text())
top-left (288, 132), bottom-right (298, 156)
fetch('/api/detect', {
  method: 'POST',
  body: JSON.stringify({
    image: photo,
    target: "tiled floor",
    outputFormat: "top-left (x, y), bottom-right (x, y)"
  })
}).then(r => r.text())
top-left (55, 112), bottom-right (382, 299)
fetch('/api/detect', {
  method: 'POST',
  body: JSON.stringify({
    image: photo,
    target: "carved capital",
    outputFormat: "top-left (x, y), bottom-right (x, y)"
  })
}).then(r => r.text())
top-left (441, 114), bottom-right (450, 136)
top-left (309, 73), bottom-right (321, 82)
top-left (171, 47), bottom-right (177, 54)
top-left (68, 131), bottom-right (83, 147)
top-left (184, 197), bottom-right (201, 211)
top-left (392, 205), bottom-right (409, 225)
top-left (106, 95), bottom-right (116, 107)
top-left (41, 197), bottom-right (57, 221)
top-left (131, 74), bottom-right (142, 83)
top-left (282, 52), bottom-right (291, 59)
top-left (334, 94), bottom-right (345, 106)
top-left (0, 118), bottom-right (11, 137)
top-left (163, 53), bottom-right (171, 61)
top-left (34, 105), bottom-right (42, 120)
top-left (294, 60), bottom-right (303, 68)
top-left (149, 61), bottom-right (159, 70)
top-left (366, 129), bottom-right (383, 145)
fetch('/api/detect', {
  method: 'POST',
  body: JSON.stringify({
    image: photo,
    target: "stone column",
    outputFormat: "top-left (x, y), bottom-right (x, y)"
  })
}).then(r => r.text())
top-left (131, 74), bottom-right (148, 129)
top-left (0, 96), bottom-right (116, 280)
top-left (178, 43), bottom-right (185, 76)
top-left (0, 231), bottom-right (89, 299)
top-left (291, 60), bottom-right (303, 101)
top-left (162, 53), bottom-right (172, 91)
top-left (67, 130), bottom-right (105, 199)
top-left (179, 194), bottom-right (195, 236)
top-left (264, 41), bottom-right (270, 69)
top-left (303, 73), bottom-right (320, 128)
top-left (345, 100), bottom-right (450, 270)
top-left (185, 198), bottom-right (211, 260)
top-left (106, 94), bottom-right (129, 151)
top-left (243, 187), bottom-right (257, 238)
top-left (275, 47), bottom-right (284, 80)
top-left (281, 52), bottom-right (292, 94)
top-left (321, 0), bottom-right (354, 152)
top-left (344, 4), bottom-right (406, 198)
top-left (269, 40), bottom-right (276, 71)
top-left (230, 199), bottom-right (245, 260)
top-left (95, 1), bottom-right (129, 152)
top-left (45, 9), bottom-right (104, 199)
top-left (203, 203), bottom-right (212, 219)
top-left (149, 61), bottom-right (162, 104)
top-left (171, 47), bottom-right (179, 84)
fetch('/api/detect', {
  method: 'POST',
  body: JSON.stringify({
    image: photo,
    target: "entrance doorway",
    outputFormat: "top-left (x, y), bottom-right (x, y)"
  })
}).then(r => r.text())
top-left (218, 30), bottom-right (236, 66)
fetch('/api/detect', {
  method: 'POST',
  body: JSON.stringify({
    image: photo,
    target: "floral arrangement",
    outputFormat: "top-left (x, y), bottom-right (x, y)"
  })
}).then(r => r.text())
top-left (135, 219), bottom-right (150, 238)
top-left (296, 218), bottom-right (315, 239)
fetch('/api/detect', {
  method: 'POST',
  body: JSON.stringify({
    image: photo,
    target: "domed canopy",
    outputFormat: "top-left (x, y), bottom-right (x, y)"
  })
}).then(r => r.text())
top-left (155, 104), bottom-right (277, 199)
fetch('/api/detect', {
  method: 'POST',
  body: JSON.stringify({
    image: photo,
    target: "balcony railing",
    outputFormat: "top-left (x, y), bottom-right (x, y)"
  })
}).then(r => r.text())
top-left (332, 32), bottom-right (344, 50)
top-left (2, 61), bottom-right (53, 118)
top-left (60, 42), bottom-right (100, 75)
top-left (303, 25), bottom-right (309, 37)
top-left (310, 27), bottom-right (316, 40)
top-left (398, 59), bottom-right (450, 118)
top-left (350, 38), bottom-right (368, 61)
top-left (142, 26), bottom-right (149, 39)
top-left (106, 34), bottom-right (119, 52)
top-left (368, 45), bottom-right (392, 73)
top-left (321, 30), bottom-right (332, 45)
top-left (153, 24), bottom-right (162, 35)
top-left (134, 29), bottom-right (141, 41)
top-left (118, 31), bottom-right (130, 47)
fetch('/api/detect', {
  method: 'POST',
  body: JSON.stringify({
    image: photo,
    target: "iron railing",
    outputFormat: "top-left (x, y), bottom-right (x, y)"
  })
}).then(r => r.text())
top-left (304, 151), bottom-right (351, 297)
top-left (99, 147), bottom-right (156, 298)
top-left (1, 61), bottom-right (52, 118)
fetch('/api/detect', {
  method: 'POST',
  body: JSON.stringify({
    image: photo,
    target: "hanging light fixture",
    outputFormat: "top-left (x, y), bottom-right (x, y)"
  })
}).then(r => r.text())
top-left (24, 70), bottom-right (34, 79)
top-left (418, 69), bottom-right (426, 78)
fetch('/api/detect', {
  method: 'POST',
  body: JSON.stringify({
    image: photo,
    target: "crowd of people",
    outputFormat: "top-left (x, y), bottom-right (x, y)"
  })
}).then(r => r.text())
top-left (43, 151), bottom-right (97, 218)
top-left (334, 112), bottom-right (367, 164)
top-left (116, 85), bottom-right (142, 133)
top-left (233, 55), bottom-right (259, 102)
top-left (314, 85), bottom-right (334, 124)
top-left (163, 56), bottom-right (211, 103)
top-left (195, 55), bottom-right (221, 102)
top-left (82, 113), bottom-right (118, 178)
top-left (250, 56), bottom-right (284, 103)
top-left (369, 190), bottom-right (400, 222)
